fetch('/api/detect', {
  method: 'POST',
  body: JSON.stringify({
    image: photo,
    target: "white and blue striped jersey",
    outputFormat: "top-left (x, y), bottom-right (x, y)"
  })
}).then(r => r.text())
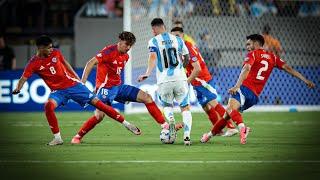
top-left (148, 32), bottom-right (189, 84)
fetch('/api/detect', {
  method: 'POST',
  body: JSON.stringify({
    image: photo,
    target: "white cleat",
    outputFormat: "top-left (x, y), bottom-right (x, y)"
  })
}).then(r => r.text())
top-left (124, 123), bottom-right (142, 135)
top-left (222, 128), bottom-right (239, 137)
top-left (47, 138), bottom-right (63, 146)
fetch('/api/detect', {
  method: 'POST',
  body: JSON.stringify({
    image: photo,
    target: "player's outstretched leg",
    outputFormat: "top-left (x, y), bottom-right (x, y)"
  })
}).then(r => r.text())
top-left (44, 99), bottom-right (63, 146)
top-left (200, 118), bottom-right (228, 143)
top-left (228, 110), bottom-right (249, 144)
top-left (71, 115), bottom-right (102, 144)
top-left (92, 98), bottom-right (141, 134)
top-left (213, 103), bottom-right (238, 137)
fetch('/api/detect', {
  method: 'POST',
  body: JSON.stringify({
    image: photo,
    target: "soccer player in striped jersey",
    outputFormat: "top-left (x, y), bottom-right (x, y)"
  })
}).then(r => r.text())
top-left (71, 31), bottom-right (174, 144)
top-left (12, 35), bottom-right (141, 146)
top-left (200, 34), bottom-right (315, 144)
top-left (171, 27), bottom-right (238, 137)
top-left (138, 18), bottom-right (192, 145)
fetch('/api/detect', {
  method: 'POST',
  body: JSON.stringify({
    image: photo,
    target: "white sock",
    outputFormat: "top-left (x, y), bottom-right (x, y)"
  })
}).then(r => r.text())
top-left (122, 120), bottom-right (130, 126)
top-left (54, 132), bottom-right (61, 140)
top-left (163, 106), bottom-right (175, 124)
top-left (208, 131), bottom-right (213, 137)
top-left (182, 110), bottom-right (192, 139)
top-left (238, 123), bottom-right (245, 129)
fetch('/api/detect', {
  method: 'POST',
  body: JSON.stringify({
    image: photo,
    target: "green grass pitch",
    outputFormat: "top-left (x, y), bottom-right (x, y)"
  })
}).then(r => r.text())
top-left (0, 111), bottom-right (320, 180)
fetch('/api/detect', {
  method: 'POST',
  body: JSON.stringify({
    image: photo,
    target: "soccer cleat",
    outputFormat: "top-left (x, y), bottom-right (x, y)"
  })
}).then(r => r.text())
top-left (124, 123), bottom-right (142, 135)
top-left (184, 137), bottom-right (191, 146)
top-left (222, 128), bottom-right (239, 137)
top-left (71, 136), bottom-right (82, 144)
top-left (175, 122), bottom-right (184, 131)
top-left (47, 138), bottom-right (63, 146)
top-left (200, 132), bottom-right (212, 143)
top-left (240, 127), bottom-right (251, 144)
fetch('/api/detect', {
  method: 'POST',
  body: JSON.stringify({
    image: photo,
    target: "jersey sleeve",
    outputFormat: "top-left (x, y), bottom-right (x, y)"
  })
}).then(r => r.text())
top-left (22, 60), bottom-right (35, 78)
top-left (148, 38), bottom-right (158, 53)
top-left (243, 51), bottom-right (255, 66)
top-left (274, 55), bottom-right (286, 69)
top-left (95, 47), bottom-right (110, 63)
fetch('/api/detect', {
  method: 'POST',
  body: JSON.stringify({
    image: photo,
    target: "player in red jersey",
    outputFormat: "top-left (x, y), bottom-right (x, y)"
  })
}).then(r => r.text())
top-left (171, 27), bottom-right (238, 137)
top-left (201, 34), bottom-right (315, 144)
top-left (71, 31), bottom-right (176, 144)
top-left (12, 35), bottom-right (141, 146)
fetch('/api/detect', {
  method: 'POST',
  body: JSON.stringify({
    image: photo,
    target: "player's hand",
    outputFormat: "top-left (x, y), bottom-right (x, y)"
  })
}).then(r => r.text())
top-left (228, 86), bottom-right (239, 95)
top-left (305, 80), bottom-right (315, 89)
top-left (12, 89), bottom-right (20, 95)
top-left (137, 74), bottom-right (148, 82)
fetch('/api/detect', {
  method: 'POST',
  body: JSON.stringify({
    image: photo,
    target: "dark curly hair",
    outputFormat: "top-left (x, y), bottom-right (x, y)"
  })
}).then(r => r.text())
top-left (119, 31), bottom-right (136, 46)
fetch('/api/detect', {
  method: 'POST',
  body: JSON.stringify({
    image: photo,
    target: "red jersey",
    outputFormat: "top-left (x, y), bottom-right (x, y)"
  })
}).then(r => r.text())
top-left (22, 49), bottom-right (78, 90)
top-left (185, 41), bottom-right (212, 86)
top-left (95, 45), bottom-right (129, 89)
top-left (242, 49), bottom-right (286, 96)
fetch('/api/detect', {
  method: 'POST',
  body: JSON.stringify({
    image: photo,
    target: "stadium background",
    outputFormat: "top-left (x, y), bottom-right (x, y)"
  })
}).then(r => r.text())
top-left (0, 1), bottom-right (320, 180)
top-left (0, 0), bottom-right (319, 112)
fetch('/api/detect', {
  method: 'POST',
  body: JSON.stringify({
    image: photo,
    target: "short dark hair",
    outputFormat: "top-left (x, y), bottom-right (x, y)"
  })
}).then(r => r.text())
top-left (171, 27), bottom-right (184, 33)
top-left (246, 34), bottom-right (265, 46)
top-left (119, 31), bottom-right (136, 46)
top-left (36, 35), bottom-right (53, 47)
top-left (151, 18), bottom-right (164, 27)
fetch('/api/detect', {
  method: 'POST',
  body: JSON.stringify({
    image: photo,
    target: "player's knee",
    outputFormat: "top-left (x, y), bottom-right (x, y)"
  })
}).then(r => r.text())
top-left (44, 101), bottom-right (55, 112)
top-left (140, 91), bottom-right (153, 103)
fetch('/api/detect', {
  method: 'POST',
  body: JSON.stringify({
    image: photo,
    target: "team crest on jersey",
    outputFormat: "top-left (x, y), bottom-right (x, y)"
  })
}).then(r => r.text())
top-left (52, 57), bottom-right (57, 63)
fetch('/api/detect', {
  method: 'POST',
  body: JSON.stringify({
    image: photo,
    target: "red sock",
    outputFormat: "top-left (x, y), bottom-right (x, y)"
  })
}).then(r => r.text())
top-left (77, 116), bottom-right (100, 137)
top-left (229, 110), bottom-right (243, 125)
top-left (206, 107), bottom-right (219, 125)
top-left (145, 102), bottom-right (166, 124)
top-left (226, 121), bottom-right (236, 129)
top-left (211, 118), bottom-right (228, 135)
top-left (44, 101), bottom-right (59, 134)
top-left (214, 103), bottom-right (226, 117)
top-left (95, 100), bottom-right (124, 123)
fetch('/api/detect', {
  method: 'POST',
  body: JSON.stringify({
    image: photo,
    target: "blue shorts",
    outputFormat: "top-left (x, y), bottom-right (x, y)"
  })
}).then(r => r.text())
top-left (230, 85), bottom-right (259, 112)
top-left (97, 84), bottom-right (140, 105)
top-left (49, 82), bottom-right (96, 107)
top-left (193, 79), bottom-right (218, 107)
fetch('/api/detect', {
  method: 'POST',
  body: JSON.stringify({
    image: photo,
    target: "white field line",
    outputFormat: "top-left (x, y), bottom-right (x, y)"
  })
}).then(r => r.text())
top-left (0, 160), bottom-right (320, 164)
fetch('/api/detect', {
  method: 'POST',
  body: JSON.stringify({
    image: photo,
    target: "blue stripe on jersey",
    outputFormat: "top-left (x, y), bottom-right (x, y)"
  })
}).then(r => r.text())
top-left (161, 33), bottom-right (174, 76)
top-left (152, 38), bottom-right (163, 72)
top-left (176, 36), bottom-right (184, 69)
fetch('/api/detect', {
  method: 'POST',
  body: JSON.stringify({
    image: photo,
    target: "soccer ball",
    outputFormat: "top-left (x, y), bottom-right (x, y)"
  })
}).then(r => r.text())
top-left (160, 129), bottom-right (176, 144)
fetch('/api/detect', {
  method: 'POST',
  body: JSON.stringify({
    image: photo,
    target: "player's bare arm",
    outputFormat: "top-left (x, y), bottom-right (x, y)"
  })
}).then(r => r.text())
top-left (282, 64), bottom-right (315, 88)
top-left (138, 52), bottom-right (156, 82)
top-left (12, 76), bottom-right (28, 94)
top-left (82, 57), bottom-right (98, 83)
top-left (229, 64), bottom-right (252, 95)
top-left (62, 58), bottom-right (80, 80)
top-left (187, 61), bottom-right (200, 84)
